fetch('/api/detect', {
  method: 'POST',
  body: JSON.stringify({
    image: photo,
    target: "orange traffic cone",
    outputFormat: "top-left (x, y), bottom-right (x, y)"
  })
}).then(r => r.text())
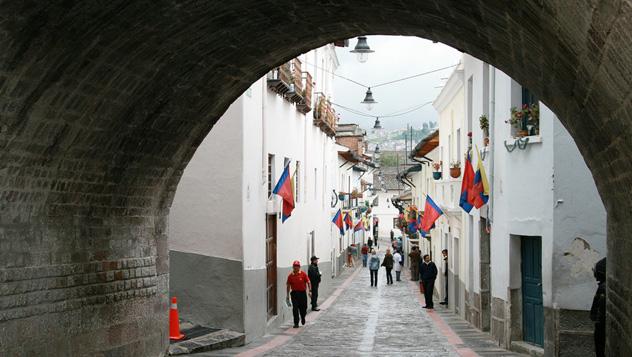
top-left (169, 297), bottom-right (185, 340)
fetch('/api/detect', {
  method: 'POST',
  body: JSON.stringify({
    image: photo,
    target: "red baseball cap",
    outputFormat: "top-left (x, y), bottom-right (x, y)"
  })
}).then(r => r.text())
top-left (292, 260), bottom-right (301, 266)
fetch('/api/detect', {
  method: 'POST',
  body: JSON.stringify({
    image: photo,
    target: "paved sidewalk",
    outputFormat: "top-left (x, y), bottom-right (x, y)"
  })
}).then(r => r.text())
top-left (200, 247), bottom-right (521, 356)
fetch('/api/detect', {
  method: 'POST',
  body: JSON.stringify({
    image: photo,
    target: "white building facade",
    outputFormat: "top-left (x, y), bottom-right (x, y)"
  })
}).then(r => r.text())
top-left (412, 54), bottom-right (606, 356)
top-left (168, 44), bottom-right (353, 341)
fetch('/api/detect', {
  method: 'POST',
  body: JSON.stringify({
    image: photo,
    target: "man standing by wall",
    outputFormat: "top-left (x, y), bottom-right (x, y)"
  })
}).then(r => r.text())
top-left (409, 246), bottom-right (421, 281)
top-left (308, 256), bottom-right (321, 311)
top-left (590, 258), bottom-right (606, 357)
top-left (286, 260), bottom-right (312, 328)
top-left (440, 249), bottom-right (448, 305)
top-left (420, 254), bottom-right (438, 309)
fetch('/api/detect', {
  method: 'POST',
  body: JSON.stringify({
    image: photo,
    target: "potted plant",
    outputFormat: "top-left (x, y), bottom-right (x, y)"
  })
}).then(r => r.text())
top-left (507, 104), bottom-right (539, 137)
top-left (432, 161), bottom-right (442, 180)
top-left (449, 161), bottom-right (461, 178)
top-left (479, 114), bottom-right (489, 137)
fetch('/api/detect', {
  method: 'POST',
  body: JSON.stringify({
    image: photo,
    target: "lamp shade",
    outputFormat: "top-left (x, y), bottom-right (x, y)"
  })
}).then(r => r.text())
top-left (350, 36), bottom-right (375, 63)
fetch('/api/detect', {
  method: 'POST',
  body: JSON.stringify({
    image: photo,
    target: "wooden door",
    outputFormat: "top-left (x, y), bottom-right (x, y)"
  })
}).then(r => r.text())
top-left (266, 215), bottom-right (277, 319)
top-left (521, 236), bottom-right (544, 346)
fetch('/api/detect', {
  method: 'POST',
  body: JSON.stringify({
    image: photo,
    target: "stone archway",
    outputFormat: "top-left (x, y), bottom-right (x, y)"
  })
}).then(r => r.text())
top-left (1, 1), bottom-right (631, 355)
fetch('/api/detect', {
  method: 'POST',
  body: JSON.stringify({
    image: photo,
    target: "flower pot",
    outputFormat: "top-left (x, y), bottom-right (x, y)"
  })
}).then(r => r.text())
top-left (450, 167), bottom-right (461, 178)
top-left (517, 129), bottom-right (529, 137)
top-left (483, 137), bottom-right (490, 147)
top-left (432, 171), bottom-right (442, 180)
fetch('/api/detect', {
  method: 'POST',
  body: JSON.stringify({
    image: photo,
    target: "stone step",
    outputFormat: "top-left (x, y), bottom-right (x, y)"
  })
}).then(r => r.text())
top-left (168, 329), bottom-right (245, 355)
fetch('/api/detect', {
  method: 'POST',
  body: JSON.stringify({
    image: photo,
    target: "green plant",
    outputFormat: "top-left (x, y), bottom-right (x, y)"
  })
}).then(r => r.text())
top-left (450, 161), bottom-right (461, 169)
top-left (507, 104), bottom-right (539, 129)
top-left (479, 114), bottom-right (489, 130)
top-left (432, 161), bottom-right (441, 171)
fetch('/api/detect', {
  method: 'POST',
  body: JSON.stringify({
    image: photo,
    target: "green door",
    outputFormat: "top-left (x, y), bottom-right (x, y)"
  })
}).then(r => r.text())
top-left (521, 236), bottom-right (543, 346)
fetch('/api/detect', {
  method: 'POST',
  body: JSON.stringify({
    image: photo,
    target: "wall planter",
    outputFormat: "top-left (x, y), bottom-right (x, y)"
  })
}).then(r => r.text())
top-left (433, 171), bottom-right (442, 180)
top-left (450, 167), bottom-right (461, 178)
top-left (516, 129), bottom-right (529, 137)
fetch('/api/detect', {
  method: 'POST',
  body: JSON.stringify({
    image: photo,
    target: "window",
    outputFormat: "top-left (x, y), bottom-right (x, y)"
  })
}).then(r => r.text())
top-left (467, 76), bottom-right (473, 133)
top-left (267, 154), bottom-right (275, 197)
top-left (456, 128), bottom-right (461, 162)
top-left (521, 87), bottom-right (540, 136)
top-left (314, 168), bottom-right (318, 201)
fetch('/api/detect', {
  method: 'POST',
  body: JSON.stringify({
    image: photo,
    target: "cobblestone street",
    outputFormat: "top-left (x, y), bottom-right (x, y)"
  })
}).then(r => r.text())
top-left (202, 249), bottom-right (520, 357)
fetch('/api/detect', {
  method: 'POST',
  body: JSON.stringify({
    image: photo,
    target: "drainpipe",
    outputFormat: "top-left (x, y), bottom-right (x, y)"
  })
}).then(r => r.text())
top-left (262, 79), bottom-right (267, 186)
top-left (488, 68), bottom-right (496, 225)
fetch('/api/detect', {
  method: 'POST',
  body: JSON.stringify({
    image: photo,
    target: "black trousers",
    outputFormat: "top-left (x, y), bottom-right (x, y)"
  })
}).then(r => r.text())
top-left (385, 268), bottom-right (393, 284)
top-left (311, 284), bottom-right (319, 309)
top-left (595, 322), bottom-right (605, 357)
top-left (422, 279), bottom-right (435, 307)
top-left (444, 275), bottom-right (448, 303)
top-left (370, 269), bottom-right (378, 286)
top-left (290, 291), bottom-right (307, 325)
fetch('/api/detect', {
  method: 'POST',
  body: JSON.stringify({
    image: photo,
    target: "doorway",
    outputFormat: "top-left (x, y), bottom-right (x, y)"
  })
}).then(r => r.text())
top-left (266, 215), bottom-right (278, 319)
top-left (521, 236), bottom-right (544, 346)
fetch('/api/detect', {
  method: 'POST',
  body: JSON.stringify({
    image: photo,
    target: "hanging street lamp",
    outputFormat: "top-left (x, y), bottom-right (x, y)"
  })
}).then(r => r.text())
top-left (373, 117), bottom-right (382, 129)
top-left (350, 36), bottom-right (374, 63)
top-left (362, 88), bottom-right (377, 111)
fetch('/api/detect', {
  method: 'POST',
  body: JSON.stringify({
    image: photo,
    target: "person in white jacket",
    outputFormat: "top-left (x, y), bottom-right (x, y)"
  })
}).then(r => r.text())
top-left (393, 250), bottom-right (403, 281)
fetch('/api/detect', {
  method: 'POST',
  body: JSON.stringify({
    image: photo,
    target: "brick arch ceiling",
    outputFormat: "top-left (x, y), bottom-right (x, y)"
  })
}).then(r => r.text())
top-left (1, 1), bottom-right (631, 355)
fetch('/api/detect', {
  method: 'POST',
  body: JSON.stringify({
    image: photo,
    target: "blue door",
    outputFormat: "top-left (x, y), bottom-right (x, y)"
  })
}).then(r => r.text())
top-left (521, 236), bottom-right (544, 346)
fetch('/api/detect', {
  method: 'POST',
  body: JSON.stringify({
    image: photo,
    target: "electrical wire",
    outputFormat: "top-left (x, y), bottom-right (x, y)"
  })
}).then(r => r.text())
top-left (330, 100), bottom-right (434, 119)
top-left (371, 65), bottom-right (457, 88)
top-left (304, 61), bottom-right (457, 89)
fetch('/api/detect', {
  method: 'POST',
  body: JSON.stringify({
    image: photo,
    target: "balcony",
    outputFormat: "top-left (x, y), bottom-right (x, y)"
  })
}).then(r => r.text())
top-left (284, 58), bottom-right (304, 104)
top-left (296, 72), bottom-right (313, 114)
top-left (313, 96), bottom-right (337, 137)
top-left (267, 61), bottom-right (293, 95)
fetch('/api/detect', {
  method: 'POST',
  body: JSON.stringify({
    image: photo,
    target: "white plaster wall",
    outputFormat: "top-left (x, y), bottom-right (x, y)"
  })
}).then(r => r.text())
top-left (169, 97), bottom-right (244, 261)
top-left (488, 70), bottom-right (555, 306)
top-left (552, 118), bottom-right (606, 310)
top-left (372, 190), bottom-right (399, 237)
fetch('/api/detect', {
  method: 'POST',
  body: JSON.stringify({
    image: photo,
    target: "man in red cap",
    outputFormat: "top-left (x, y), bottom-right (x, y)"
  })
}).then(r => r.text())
top-left (286, 260), bottom-right (312, 328)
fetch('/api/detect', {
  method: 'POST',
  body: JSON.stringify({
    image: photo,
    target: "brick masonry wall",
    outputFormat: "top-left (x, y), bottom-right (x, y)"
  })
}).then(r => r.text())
top-left (1, 0), bottom-right (632, 355)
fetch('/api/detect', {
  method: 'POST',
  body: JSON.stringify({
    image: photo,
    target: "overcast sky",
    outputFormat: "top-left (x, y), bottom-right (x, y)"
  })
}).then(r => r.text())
top-left (334, 36), bottom-right (462, 131)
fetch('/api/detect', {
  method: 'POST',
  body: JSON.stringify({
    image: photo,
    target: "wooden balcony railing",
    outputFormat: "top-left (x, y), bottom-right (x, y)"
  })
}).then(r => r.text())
top-left (285, 58), bottom-right (304, 104)
top-left (296, 72), bottom-right (313, 114)
top-left (313, 96), bottom-right (337, 136)
top-left (267, 62), bottom-right (293, 95)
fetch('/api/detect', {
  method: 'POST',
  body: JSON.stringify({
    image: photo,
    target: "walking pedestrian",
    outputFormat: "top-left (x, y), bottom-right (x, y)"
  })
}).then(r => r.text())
top-left (367, 237), bottom-right (373, 249)
top-left (440, 249), bottom-right (448, 305)
top-left (420, 254), bottom-right (438, 309)
top-left (286, 260), bottom-right (312, 328)
top-left (382, 249), bottom-right (394, 285)
top-left (409, 246), bottom-right (421, 281)
top-left (361, 244), bottom-right (369, 267)
top-left (308, 256), bottom-right (321, 311)
top-left (590, 257), bottom-right (606, 357)
top-left (393, 249), bottom-right (402, 281)
top-left (368, 249), bottom-right (380, 287)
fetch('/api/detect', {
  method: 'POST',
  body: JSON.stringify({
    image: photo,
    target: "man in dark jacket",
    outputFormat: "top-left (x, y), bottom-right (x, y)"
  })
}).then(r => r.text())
top-left (409, 246), bottom-right (421, 281)
top-left (590, 257), bottom-right (606, 357)
top-left (308, 256), bottom-right (322, 311)
top-left (419, 254), bottom-right (438, 309)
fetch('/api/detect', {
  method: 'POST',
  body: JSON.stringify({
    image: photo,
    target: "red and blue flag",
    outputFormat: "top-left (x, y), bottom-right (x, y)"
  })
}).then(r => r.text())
top-left (272, 164), bottom-right (295, 223)
top-left (332, 209), bottom-right (344, 235)
top-left (344, 212), bottom-right (353, 230)
top-left (459, 151), bottom-right (475, 213)
top-left (470, 146), bottom-right (490, 208)
top-left (420, 195), bottom-right (443, 236)
top-left (353, 220), bottom-right (364, 232)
